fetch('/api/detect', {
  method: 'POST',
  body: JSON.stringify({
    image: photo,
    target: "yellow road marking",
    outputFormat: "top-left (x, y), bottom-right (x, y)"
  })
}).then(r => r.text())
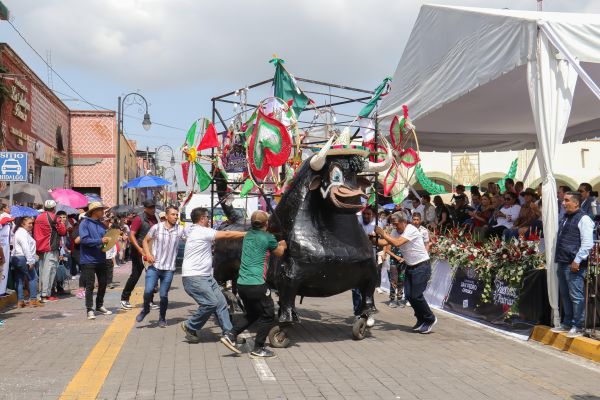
top-left (60, 288), bottom-right (143, 400)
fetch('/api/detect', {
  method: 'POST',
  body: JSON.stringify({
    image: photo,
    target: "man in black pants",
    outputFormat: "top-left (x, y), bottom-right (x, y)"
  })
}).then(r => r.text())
top-left (120, 199), bottom-right (157, 310)
top-left (224, 211), bottom-right (286, 358)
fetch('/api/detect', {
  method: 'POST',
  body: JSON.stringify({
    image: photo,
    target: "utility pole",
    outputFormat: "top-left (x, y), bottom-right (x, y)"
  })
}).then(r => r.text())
top-left (537, 0), bottom-right (543, 11)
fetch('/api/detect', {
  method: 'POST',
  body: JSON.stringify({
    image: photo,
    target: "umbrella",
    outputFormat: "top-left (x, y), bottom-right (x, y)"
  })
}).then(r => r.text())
top-left (124, 176), bottom-right (171, 189)
top-left (383, 203), bottom-right (397, 211)
top-left (56, 203), bottom-right (79, 215)
top-left (108, 204), bottom-right (134, 216)
top-left (50, 188), bottom-right (89, 208)
top-left (10, 205), bottom-right (40, 218)
top-left (84, 193), bottom-right (102, 203)
top-left (0, 183), bottom-right (51, 204)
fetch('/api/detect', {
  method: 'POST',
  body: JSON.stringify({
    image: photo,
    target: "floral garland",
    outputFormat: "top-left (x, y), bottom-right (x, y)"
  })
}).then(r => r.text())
top-left (429, 228), bottom-right (545, 303)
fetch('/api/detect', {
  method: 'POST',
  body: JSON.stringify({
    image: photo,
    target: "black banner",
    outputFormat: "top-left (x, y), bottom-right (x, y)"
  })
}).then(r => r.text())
top-left (443, 268), bottom-right (550, 336)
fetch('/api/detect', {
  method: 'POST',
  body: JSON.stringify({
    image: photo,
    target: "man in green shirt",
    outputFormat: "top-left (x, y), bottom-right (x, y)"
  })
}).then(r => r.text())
top-left (226, 210), bottom-right (286, 358)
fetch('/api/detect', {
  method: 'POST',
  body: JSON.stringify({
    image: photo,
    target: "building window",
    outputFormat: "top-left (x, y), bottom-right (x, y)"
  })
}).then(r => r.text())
top-left (56, 126), bottom-right (64, 152)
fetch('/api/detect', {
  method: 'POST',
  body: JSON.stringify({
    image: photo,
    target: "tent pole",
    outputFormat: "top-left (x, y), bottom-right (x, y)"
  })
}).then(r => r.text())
top-left (522, 150), bottom-right (538, 183)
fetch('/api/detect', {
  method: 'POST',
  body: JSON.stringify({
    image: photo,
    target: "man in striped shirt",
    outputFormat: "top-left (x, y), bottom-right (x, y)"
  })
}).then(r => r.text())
top-left (137, 206), bottom-right (184, 328)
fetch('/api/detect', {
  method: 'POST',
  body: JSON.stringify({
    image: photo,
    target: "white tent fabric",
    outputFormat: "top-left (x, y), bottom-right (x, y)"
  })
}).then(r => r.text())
top-left (379, 5), bottom-right (600, 326)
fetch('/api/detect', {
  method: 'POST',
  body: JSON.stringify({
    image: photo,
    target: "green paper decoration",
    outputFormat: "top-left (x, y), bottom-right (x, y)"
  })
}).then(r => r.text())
top-left (497, 158), bottom-right (518, 192)
top-left (367, 191), bottom-right (376, 206)
top-left (185, 120), bottom-right (197, 147)
top-left (415, 163), bottom-right (446, 195)
top-left (240, 179), bottom-right (254, 198)
top-left (358, 77), bottom-right (392, 118)
top-left (195, 163), bottom-right (212, 191)
top-left (392, 191), bottom-right (406, 204)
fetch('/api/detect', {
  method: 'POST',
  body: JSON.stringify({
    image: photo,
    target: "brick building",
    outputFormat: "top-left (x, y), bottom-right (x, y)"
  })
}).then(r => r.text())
top-left (70, 110), bottom-right (137, 206)
top-left (0, 43), bottom-right (69, 188)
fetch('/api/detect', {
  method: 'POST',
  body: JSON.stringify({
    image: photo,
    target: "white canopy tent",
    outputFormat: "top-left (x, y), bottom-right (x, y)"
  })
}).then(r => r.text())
top-left (379, 4), bottom-right (600, 327)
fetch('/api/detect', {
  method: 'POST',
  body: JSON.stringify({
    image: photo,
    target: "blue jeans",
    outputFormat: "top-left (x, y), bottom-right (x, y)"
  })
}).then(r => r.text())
top-left (11, 256), bottom-right (37, 301)
top-left (557, 263), bottom-right (586, 329)
top-left (182, 275), bottom-right (232, 333)
top-left (143, 266), bottom-right (174, 321)
top-left (405, 261), bottom-right (435, 324)
top-left (351, 288), bottom-right (362, 316)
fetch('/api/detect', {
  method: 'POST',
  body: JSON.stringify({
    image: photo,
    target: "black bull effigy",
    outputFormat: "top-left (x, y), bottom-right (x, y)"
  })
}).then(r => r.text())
top-left (213, 141), bottom-right (392, 329)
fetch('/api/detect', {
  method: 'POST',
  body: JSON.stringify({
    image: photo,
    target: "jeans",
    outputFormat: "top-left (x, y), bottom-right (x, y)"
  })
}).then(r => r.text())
top-left (143, 266), bottom-right (174, 321)
top-left (105, 259), bottom-right (114, 285)
top-left (182, 275), bottom-right (232, 333)
top-left (11, 256), bottom-right (38, 301)
top-left (389, 262), bottom-right (405, 301)
top-left (39, 251), bottom-right (58, 297)
top-left (351, 288), bottom-right (362, 316)
top-left (81, 263), bottom-right (107, 312)
top-left (405, 261), bottom-right (435, 324)
top-left (557, 262), bottom-right (586, 329)
top-left (232, 284), bottom-right (275, 347)
top-left (122, 251), bottom-right (144, 301)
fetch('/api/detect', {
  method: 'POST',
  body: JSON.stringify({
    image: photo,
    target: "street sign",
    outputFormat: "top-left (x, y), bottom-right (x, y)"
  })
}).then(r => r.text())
top-left (0, 152), bottom-right (27, 182)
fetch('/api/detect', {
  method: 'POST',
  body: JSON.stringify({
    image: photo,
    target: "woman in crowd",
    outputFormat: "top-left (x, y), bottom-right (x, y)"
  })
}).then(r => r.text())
top-left (11, 217), bottom-right (42, 307)
top-left (486, 191), bottom-right (521, 238)
top-left (503, 188), bottom-right (542, 240)
top-left (469, 193), bottom-right (495, 241)
top-left (433, 195), bottom-right (451, 230)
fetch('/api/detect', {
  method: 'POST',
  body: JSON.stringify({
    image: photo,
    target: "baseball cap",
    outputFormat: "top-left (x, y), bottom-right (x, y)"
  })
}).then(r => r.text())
top-left (250, 210), bottom-right (269, 228)
top-left (143, 199), bottom-right (156, 208)
top-left (44, 199), bottom-right (57, 210)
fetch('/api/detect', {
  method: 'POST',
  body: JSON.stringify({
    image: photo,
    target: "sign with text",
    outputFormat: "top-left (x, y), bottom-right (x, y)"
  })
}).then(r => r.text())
top-left (0, 152), bottom-right (27, 181)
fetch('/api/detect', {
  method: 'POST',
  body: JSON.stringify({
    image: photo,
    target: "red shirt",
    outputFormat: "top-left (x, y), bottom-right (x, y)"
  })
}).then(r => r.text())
top-left (130, 214), bottom-right (158, 235)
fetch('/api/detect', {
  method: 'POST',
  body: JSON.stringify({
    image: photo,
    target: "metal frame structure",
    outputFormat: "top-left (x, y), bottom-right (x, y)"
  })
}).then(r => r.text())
top-left (208, 76), bottom-right (376, 220)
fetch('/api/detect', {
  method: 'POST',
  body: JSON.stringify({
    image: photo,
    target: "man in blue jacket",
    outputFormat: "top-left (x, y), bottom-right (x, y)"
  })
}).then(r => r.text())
top-left (79, 202), bottom-right (112, 320)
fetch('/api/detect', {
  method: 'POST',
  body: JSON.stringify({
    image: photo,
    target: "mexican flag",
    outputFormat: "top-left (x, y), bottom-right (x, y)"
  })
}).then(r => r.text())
top-left (270, 57), bottom-right (310, 118)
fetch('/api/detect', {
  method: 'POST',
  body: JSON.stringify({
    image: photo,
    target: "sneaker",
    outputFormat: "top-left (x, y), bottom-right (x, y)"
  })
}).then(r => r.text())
top-left (46, 296), bottom-right (59, 302)
top-left (250, 347), bottom-right (276, 359)
top-left (388, 300), bottom-right (398, 308)
top-left (398, 299), bottom-right (407, 308)
top-left (149, 302), bottom-right (159, 310)
top-left (120, 300), bottom-right (133, 310)
top-left (39, 297), bottom-right (48, 303)
top-left (412, 321), bottom-right (424, 331)
top-left (220, 332), bottom-right (242, 354)
top-left (96, 307), bottom-right (113, 315)
top-left (566, 327), bottom-right (584, 338)
top-left (87, 311), bottom-right (96, 320)
top-left (366, 316), bottom-right (375, 327)
top-left (180, 322), bottom-right (200, 343)
top-left (376, 287), bottom-right (384, 294)
top-left (551, 325), bottom-right (571, 333)
top-left (76, 289), bottom-right (85, 299)
top-left (418, 317), bottom-right (437, 334)
top-left (136, 310), bottom-right (148, 323)
top-left (158, 319), bottom-right (167, 328)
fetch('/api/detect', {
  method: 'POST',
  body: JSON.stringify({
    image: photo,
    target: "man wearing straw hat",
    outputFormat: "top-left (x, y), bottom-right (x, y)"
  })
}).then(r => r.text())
top-left (79, 202), bottom-right (113, 320)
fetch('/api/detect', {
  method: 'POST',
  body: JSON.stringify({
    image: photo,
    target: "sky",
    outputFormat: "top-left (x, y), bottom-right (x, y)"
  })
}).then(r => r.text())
top-left (1, 0), bottom-right (599, 180)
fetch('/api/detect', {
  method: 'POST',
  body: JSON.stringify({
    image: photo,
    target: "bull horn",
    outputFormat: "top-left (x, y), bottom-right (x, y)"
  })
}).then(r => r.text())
top-left (310, 135), bottom-right (335, 171)
top-left (365, 141), bottom-right (393, 173)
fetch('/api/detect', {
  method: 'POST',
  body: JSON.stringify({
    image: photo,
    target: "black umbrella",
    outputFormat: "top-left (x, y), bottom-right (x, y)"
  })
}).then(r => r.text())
top-left (108, 205), bottom-right (134, 216)
top-left (0, 183), bottom-right (51, 204)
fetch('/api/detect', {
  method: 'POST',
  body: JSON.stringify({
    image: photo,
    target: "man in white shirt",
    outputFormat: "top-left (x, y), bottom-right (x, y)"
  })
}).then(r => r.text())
top-left (411, 213), bottom-right (430, 251)
top-left (137, 206), bottom-right (184, 328)
top-left (178, 207), bottom-right (246, 353)
top-left (375, 212), bottom-right (436, 334)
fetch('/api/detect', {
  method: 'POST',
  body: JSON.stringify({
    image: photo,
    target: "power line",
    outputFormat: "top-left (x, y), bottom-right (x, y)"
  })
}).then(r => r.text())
top-left (7, 19), bottom-right (98, 110)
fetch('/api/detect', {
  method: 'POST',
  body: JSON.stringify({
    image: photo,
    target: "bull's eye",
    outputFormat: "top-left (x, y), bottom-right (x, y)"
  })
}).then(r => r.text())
top-left (330, 166), bottom-right (344, 185)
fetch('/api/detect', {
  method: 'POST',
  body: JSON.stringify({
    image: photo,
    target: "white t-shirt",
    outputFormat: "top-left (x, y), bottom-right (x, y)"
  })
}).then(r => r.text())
top-left (392, 224), bottom-right (429, 266)
top-left (495, 204), bottom-right (521, 229)
top-left (417, 225), bottom-right (430, 244)
top-left (411, 204), bottom-right (425, 218)
top-left (182, 224), bottom-right (217, 277)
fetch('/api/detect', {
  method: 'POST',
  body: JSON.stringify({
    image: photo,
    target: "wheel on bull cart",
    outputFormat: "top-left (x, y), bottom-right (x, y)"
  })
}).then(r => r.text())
top-left (352, 317), bottom-right (368, 340)
top-left (268, 325), bottom-right (291, 348)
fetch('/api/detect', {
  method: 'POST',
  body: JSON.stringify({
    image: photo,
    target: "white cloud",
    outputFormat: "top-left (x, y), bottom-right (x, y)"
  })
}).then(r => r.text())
top-left (7, 0), bottom-right (600, 91)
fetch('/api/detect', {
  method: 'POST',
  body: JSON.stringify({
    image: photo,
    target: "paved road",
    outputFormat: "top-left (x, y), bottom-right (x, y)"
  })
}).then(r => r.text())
top-left (1, 262), bottom-right (599, 400)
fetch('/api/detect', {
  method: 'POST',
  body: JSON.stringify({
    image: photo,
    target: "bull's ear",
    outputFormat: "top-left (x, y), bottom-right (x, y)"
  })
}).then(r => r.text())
top-left (309, 176), bottom-right (322, 190)
top-left (357, 177), bottom-right (371, 190)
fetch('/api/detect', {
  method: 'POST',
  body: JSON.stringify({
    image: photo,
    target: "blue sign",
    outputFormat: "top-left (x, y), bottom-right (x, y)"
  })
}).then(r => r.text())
top-left (0, 152), bottom-right (28, 182)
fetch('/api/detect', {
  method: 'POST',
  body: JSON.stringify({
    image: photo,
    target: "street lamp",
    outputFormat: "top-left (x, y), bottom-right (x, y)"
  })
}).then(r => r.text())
top-left (162, 166), bottom-right (178, 205)
top-left (156, 144), bottom-right (176, 167)
top-left (117, 92), bottom-right (151, 205)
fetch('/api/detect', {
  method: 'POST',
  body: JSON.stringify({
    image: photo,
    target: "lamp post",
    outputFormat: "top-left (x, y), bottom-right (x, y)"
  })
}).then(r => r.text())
top-left (162, 166), bottom-right (178, 205)
top-left (117, 93), bottom-right (151, 205)
top-left (155, 144), bottom-right (176, 167)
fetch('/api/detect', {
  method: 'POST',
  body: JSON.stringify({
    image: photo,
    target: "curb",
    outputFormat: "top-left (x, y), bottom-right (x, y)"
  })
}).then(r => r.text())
top-left (530, 325), bottom-right (600, 363)
top-left (0, 291), bottom-right (17, 310)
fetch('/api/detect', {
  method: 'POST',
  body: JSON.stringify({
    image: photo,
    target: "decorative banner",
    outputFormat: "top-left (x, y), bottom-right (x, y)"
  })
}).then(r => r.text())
top-left (247, 108), bottom-right (291, 180)
top-left (240, 178), bottom-right (255, 198)
top-left (224, 142), bottom-right (247, 173)
top-left (358, 77), bottom-right (392, 118)
top-left (270, 56), bottom-right (310, 117)
top-left (497, 158), bottom-right (518, 192)
top-left (195, 163), bottom-right (212, 191)
top-left (181, 161), bottom-right (190, 186)
top-left (383, 161), bottom-right (399, 196)
top-left (198, 122), bottom-right (219, 150)
top-left (185, 120), bottom-right (197, 147)
top-left (415, 163), bottom-right (446, 194)
top-left (399, 148), bottom-right (420, 168)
